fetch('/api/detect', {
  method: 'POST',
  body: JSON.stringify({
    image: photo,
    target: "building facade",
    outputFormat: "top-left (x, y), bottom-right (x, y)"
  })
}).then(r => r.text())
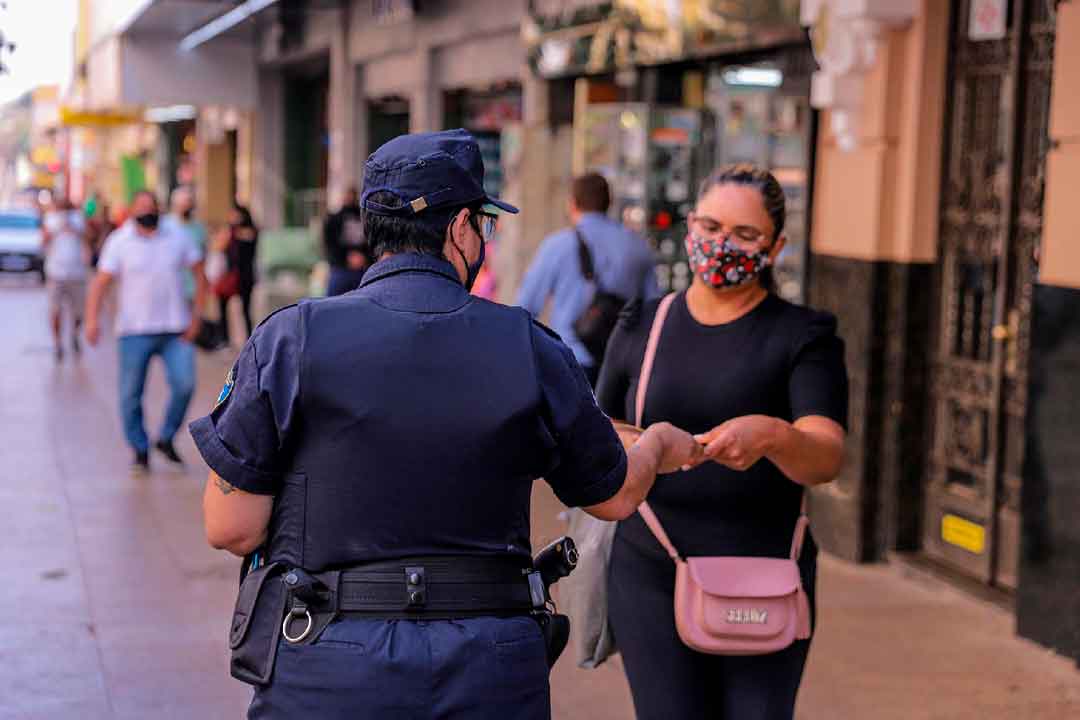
top-left (802, 0), bottom-right (1080, 667)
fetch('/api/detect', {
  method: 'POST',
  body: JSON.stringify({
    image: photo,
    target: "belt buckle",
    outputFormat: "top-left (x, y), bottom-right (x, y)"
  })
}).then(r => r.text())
top-left (405, 566), bottom-right (426, 608)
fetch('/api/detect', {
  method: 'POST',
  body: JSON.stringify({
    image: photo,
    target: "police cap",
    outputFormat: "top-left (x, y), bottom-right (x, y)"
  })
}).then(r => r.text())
top-left (361, 129), bottom-right (519, 232)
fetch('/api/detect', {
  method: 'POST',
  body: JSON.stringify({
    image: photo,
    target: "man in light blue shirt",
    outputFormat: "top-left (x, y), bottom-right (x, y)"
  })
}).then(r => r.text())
top-left (517, 173), bottom-right (660, 384)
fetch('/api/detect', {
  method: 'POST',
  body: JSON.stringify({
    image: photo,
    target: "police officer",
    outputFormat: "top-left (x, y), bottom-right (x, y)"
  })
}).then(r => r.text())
top-left (190, 129), bottom-right (702, 719)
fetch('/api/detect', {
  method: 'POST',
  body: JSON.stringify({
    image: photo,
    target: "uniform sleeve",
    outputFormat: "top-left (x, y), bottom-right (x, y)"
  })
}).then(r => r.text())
top-left (188, 307), bottom-right (302, 494)
top-left (789, 312), bottom-right (849, 429)
top-left (532, 322), bottom-right (627, 508)
top-left (96, 231), bottom-right (123, 275)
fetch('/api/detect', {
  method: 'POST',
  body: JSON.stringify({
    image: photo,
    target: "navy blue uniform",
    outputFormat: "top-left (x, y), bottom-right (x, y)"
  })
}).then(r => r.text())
top-left (190, 253), bottom-right (627, 718)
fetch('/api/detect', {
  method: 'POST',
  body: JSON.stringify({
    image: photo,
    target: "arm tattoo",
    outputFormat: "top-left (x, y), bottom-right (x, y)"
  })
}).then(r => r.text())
top-left (214, 475), bottom-right (237, 495)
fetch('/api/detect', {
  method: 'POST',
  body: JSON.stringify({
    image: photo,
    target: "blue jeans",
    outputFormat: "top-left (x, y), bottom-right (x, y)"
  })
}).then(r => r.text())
top-left (117, 334), bottom-right (196, 453)
top-left (250, 616), bottom-right (550, 719)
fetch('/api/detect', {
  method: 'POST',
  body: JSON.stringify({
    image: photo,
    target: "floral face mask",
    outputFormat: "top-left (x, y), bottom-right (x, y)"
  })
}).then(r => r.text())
top-left (686, 231), bottom-right (772, 289)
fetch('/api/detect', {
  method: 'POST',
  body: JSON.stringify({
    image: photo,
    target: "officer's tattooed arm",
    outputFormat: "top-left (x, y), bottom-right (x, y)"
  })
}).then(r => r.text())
top-left (585, 423), bottom-right (702, 521)
top-left (203, 471), bottom-right (273, 556)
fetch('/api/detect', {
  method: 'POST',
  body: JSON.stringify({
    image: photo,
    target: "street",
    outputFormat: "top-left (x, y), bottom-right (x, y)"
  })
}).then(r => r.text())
top-left (4, 278), bottom-right (1080, 720)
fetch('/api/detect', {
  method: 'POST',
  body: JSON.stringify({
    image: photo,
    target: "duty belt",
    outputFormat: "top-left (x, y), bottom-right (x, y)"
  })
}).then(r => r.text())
top-left (230, 540), bottom-right (577, 685)
top-left (280, 555), bottom-right (544, 644)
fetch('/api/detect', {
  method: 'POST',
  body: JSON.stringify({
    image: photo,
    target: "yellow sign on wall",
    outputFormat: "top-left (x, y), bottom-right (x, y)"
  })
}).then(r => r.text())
top-left (942, 514), bottom-right (986, 555)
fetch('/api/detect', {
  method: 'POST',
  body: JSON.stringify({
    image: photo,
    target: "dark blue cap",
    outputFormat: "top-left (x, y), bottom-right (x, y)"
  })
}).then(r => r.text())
top-left (361, 129), bottom-right (519, 231)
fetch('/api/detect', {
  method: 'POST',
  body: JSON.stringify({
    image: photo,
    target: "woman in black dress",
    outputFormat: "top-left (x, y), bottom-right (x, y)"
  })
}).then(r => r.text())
top-left (219, 203), bottom-right (259, 341)
top-left (596, 164), bottom-right (848, 719)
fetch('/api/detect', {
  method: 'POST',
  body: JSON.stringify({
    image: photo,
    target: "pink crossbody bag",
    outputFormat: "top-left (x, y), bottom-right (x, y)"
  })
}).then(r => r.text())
top-left (635, 293), bottom-right (811, 655)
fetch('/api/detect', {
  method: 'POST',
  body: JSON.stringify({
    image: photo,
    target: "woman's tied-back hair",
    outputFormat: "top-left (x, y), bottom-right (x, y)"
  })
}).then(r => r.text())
top-left (697, 164), bottom-right (786, 241)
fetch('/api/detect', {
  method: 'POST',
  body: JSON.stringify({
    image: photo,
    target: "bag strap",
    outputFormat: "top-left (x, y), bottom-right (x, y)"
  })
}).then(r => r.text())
top-left (574, 226), bottom-right (596, 282)
top-left (635, 293), bottom-right (679, 560)
top-left (638, 501), bottom-right (681, 562)
top-left (791, 494), bottom-right (809, 561)
top-left (634, 293), bottom-right (677, 427)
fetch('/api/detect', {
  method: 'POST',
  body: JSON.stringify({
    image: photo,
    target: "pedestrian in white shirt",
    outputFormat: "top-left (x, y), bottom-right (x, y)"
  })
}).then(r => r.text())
top-left (84, 190), bottom-right (207, 475)
top-left (42, 196), bottom-right (91, 361)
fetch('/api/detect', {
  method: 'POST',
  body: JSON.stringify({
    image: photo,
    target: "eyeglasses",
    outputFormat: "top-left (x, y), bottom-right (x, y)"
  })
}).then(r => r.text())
top-left (690, 214), bottom-right (769, 251)
top-left (471, 210), bottom-right (499, 239)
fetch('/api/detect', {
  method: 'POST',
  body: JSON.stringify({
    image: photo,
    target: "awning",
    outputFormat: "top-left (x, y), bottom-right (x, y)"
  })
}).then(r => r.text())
top-left (59, 107), bottom-right (142, 127)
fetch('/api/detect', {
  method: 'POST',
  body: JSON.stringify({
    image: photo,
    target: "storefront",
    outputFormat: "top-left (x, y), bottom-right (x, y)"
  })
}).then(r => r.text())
top-left (526, 0), bottom-right (815, 302)
top-left (801, 0), bottom-right (1080, 667)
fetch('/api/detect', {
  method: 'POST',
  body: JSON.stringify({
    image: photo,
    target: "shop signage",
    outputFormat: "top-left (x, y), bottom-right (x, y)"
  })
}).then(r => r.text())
top-left (941, 514), bottom-right (986, 555)
top-left (968, 0), bottom-right (1007, 41)
top-left (526, 0), bottom-right (804, 78)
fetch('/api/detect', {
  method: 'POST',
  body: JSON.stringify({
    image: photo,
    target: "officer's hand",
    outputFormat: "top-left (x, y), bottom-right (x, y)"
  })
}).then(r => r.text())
top-left (646, 422), bottom-right (705, 474)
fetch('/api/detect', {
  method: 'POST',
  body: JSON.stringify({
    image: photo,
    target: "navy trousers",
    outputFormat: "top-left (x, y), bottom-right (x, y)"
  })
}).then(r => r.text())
top-left (249, 616), bottom-right (550, 719)
top-left (608, 532), bottom-right (817, 720)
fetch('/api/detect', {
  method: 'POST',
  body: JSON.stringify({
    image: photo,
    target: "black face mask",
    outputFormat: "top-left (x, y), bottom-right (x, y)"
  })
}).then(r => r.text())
top-left (135, 212), bottom-right (159, 230)
top-left (449, 222), bottom-right (486, 292)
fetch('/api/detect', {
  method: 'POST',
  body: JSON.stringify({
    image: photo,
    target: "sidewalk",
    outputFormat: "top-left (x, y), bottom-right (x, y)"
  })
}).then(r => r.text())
top-left (4, 278), bottom-right (1080, 719)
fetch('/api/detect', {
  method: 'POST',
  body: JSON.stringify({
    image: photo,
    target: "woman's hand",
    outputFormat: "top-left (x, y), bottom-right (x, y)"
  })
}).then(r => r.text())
top-left (695, 415), bottom-right (782, 471)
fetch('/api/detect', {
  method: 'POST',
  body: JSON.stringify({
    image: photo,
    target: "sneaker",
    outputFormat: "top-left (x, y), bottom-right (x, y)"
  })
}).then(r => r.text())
top-left (54, 346), bottom-right (63, 362)
top-left (132, 451), bottom-right (150, 477)
top-left (71, 334), bottom-right (81, 355)
top-left (154, 439), bottom-right (184, 465)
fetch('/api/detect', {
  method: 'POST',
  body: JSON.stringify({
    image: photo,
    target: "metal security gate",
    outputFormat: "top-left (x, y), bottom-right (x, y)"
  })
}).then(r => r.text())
top-left (923, 0), bottom-right (1056, 589)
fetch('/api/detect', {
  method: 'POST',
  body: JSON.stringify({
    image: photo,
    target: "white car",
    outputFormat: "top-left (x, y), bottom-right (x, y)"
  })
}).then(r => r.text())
top-left (0, 210), bottom-right (44, 281)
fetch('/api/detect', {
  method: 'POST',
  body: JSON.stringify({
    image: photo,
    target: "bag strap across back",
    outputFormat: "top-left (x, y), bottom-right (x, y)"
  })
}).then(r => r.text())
top-left (633, 292), bottom-right (808, 563)
top-left (574, 226), bottom-right (596, 282)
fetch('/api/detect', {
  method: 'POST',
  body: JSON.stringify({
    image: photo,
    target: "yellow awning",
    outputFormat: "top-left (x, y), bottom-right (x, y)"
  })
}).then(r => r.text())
top-left (60, 107), bottom-right (142, 127)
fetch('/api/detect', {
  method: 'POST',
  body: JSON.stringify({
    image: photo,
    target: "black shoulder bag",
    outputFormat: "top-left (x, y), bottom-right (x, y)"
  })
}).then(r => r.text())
top-left (572, 226), bottom-right (628, 363)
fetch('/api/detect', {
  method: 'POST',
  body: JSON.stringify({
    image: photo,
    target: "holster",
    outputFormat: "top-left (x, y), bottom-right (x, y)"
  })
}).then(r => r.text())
top-left (229, 562), bottom-right (287, 685)
top-left (535, 612), bottom-right (570, 668)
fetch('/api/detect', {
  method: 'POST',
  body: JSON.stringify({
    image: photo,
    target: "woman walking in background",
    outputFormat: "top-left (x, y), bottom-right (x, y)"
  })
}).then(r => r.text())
top-left (595, 164), bottom-right (849, 719)
top-left (214, 203), bottom-right (258, 343)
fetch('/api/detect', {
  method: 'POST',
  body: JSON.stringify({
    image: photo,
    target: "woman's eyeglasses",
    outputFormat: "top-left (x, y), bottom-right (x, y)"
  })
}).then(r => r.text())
top-left (690, 214), bottom-right (769, 251)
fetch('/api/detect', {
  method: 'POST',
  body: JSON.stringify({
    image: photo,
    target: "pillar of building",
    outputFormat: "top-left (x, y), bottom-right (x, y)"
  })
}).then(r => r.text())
top-left (1017, 0), bottom-right (1080, 669)
top-left (805, 0), bottom-right (948, 562)
top-left (326, 3), bottom-right (355, 210)
top-left (252, 68), bottom-right (285, 229)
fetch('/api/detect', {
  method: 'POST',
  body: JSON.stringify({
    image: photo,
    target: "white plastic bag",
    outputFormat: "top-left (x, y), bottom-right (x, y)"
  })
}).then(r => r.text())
top-left (560, 508), bottom-right (618, 668)
top-left (205, 250), bottom-right (227, 284)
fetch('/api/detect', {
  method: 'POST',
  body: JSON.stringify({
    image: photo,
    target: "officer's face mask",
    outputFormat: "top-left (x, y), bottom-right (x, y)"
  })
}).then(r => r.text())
top-left (448, 210), bottom-right (486, 292)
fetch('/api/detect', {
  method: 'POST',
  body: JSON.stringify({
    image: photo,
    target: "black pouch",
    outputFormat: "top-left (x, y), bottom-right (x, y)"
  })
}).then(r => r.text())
top-left (229, 562), bottom-right (287, 686)
top-left (535, 612), bottom-right (571, 668)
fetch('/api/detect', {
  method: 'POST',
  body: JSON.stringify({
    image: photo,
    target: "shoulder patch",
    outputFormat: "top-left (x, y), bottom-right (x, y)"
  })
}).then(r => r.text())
top-left (214, 365), bottom-right (236, 410)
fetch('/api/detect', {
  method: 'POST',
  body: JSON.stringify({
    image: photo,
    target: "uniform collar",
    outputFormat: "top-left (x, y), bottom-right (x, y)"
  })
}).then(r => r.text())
top-left (360, 253), bottom-right (464, 290)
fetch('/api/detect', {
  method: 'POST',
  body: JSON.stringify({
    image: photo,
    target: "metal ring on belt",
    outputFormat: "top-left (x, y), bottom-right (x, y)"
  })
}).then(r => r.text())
top-left (282, 609), bottom-right (313, 643)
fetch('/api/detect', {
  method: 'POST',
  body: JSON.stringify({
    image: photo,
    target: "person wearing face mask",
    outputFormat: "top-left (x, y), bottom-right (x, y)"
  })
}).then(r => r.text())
top-left (187, 129), bottom-right (702, 719)
top-left (85, 190), bottom-right (207, 475)
top-left (164, 185), bottom-right (208, 304)
top-left (595, 164), bottom-right (849, 720)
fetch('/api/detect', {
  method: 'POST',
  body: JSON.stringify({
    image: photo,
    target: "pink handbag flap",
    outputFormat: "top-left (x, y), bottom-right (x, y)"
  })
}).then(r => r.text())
top-left (686, 556), bottom-right (801, 598)
top-left (698, 592), bottom-right (795, 640)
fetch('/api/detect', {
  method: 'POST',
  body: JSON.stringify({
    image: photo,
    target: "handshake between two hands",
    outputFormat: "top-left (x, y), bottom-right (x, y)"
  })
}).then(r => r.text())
top-left (614, 415), bottom-right (781, 475)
